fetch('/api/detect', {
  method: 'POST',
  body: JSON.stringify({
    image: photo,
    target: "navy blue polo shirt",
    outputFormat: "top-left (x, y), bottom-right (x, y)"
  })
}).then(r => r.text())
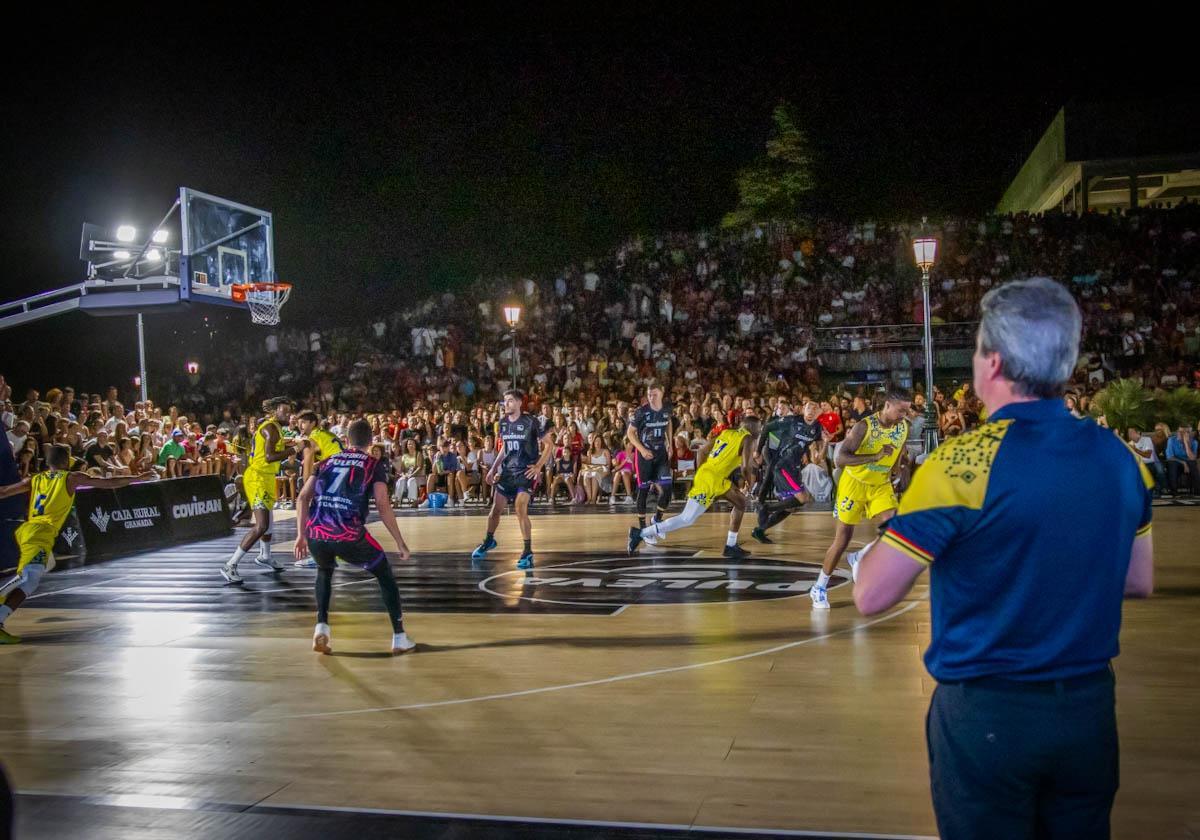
top-left (882, 398), bottom-right (1153, 682)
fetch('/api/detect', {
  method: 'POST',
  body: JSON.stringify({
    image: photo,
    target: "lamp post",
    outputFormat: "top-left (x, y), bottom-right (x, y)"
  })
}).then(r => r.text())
top-left (912, 236), bottom-right (939, 453)
top-left (503, 304), bottom-right (522, 388)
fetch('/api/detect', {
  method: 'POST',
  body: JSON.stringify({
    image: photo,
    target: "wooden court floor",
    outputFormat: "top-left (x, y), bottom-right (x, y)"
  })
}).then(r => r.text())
top-left (1, 503), bottom-right (1198, 839)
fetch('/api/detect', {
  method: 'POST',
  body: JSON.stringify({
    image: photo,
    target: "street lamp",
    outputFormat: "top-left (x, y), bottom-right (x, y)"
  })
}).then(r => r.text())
top-left (503, 304), bottom-right (522, 388)
top-left (912, 236), bottom-right (939, 453)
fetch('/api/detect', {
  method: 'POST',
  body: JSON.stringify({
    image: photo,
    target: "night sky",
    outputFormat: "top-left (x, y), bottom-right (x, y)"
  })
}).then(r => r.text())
top-left (1, 8), bottom-right (1195, 395)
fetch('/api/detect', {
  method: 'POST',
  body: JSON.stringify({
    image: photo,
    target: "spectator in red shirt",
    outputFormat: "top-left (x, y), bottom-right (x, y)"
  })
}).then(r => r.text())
top-left (817, 401), bottom-right (844, 441)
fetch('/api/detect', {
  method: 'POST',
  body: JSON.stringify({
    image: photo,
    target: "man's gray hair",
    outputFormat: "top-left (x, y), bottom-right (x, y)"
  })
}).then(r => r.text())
top-left (978, 277), bottom-right (1081, 399)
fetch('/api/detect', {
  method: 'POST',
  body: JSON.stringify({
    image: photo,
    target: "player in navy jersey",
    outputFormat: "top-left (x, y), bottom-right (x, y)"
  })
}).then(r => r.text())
top-left (294, 419), bottom-right (415, 655)
top-left (752, 399), bottom-right (825, 543)
top-left (626, 382), bottom-right (675, 533)
top-left (472, 389), bottom-right (554, 568)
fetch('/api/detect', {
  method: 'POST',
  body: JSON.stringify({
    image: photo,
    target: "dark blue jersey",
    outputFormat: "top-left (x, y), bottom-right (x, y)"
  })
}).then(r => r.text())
top-left (305, 449), bottom-right (387, 543)
top-left (498, 414), bottom-right (546, 475)
top-left (630, 404), bottom-right (673, 452)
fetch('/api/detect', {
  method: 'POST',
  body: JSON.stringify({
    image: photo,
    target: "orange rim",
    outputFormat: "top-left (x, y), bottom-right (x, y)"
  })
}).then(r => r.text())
top-left (231, 282), bottom-right (291, 303)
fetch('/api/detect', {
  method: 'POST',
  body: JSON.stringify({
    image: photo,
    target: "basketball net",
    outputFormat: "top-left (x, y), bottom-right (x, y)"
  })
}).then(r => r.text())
top-left (232, 283), bottom-right (291, 326)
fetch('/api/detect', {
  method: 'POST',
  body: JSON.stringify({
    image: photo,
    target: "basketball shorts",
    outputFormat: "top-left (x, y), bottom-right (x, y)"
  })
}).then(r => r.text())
top-left (308, 533), bottom-right (387, 572)
top-left (772, 465), bottom-right (808, 502)
top-left (635, 450), bottom-right (672, 488)
top-left (243, 471), bottom-right (278, 510)
top-left (14, 517), bottom-right (58, 573)
top-left (495, 472), bottom-right (535, 502)
top-left (833, 471), bottom-right (898, 525)
top-left (687, 467), bottom-right (730, 510)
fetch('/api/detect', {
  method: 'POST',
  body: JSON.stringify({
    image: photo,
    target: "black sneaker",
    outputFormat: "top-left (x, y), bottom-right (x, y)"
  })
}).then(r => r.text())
top-left (627, 526), bottom-right (644, 555)
top-left (750, 527), bottom-right (772, 544)
top-left (723, 543), bottom-right (751, 559)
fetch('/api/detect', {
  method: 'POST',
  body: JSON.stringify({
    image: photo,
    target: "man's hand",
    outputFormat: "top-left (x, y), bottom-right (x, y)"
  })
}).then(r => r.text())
top-left (485, 471), bottom-right (497, 486)
top-left (395, 542), bottom-right (411, 562)
top-left (137, 471), bottom-right (157, 481)
top-left (875, 444), bottom-right (896, 461)
top-left (524, 464), bottom-right (540, 480)
top-left (294, 537), bottom-right (309, 561)
top-left (636, 445), bottom-right (653, 460)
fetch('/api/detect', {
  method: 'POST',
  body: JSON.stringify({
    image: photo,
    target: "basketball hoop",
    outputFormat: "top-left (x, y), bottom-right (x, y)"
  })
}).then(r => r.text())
top-left (231, 282), bottom-right (291, 326)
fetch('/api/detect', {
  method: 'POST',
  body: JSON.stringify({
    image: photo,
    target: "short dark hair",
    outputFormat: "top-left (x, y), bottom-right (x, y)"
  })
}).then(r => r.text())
top-left (884, 387), bottom-right (913, 404)
top-left (262, 396), bottom-right (292, 412)
top-left (503, 389), bottom-right (524, 402)
top-left (347, 419), bottom-right (372, 448)
top-left (45, 443), bottom-right (71, 469)
top-left (646, 381), bottom-right (663, 393)
top-left (296, 410), bottom-right (319, 424)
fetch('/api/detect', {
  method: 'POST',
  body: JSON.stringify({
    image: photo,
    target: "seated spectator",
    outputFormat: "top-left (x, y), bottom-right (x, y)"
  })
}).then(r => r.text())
top-left (393, 438), bottom-right (425, 507)
top-left (610, 438), bottom-right (636, 504)
top-left (548, 431), bottom-right (578, 506)
top-left (1165, 424), bottom-right (1199, 496)
top-left (157, 429), bottom-right (194, 477)
top-left (578, 434), bottom-right (610, 505)
top-left (425, 439), bottom-right (460, 505)
top-left (1128, 427), bottom-right (1165, 497)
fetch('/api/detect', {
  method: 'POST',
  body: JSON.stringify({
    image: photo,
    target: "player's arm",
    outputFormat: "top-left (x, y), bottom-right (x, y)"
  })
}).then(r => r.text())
top-left (626, 421), bottom-right (651, 459)
top-left (0, 477), bottom-right (32, 499)
top-left (889, 425), bottom-right (912, 478)
top-left (1125, 532), bottom-right (1153, 597)
top-left (67, 471), bottom-right (157, 493)
top-left (301, 442), bottom-right (317, 482)
top-left (694, 439), bottom-right (714, 468)
top-left (834, 421), bottom-right (887, 468)
top-left (854, 537), bottom-right (927, 615)
top-left (739, 435), bottom-right (758, 486)
top-left (373, 481), bottom-right (411, 561)
top-left (293, 475), bottom-right (317, 560)
top-left (261, 425), bottom-right (294, 463)
top-left (484, 438), bottom-right (502, 485)
top-left (526, 429), bottom-right (555, 479)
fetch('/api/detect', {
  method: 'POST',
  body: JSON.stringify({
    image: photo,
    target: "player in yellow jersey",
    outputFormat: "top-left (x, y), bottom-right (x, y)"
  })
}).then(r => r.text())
top-left (221, 397), bottom-right (296, 584)
top-left (628, 415), bottom-right (761, 558)
top-left (295, 411), bottom-right (343, 481)
top-left (0, 444), bottom-right (155, 643)
top-left (293, 410), bottom-right (344, 569)
top-left (812, 388), bottom-right (912, 609)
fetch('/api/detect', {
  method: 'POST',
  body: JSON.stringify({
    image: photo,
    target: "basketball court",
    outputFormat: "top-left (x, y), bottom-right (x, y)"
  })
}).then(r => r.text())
top-left (2, 502), bottom-right (1197, 839)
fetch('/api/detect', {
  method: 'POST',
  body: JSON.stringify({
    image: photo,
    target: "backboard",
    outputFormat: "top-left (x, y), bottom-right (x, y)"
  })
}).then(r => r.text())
top-left (179, 188), bottom-right (275, 308)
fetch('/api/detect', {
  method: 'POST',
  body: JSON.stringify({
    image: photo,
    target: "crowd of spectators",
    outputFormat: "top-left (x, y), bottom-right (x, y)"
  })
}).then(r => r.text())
top-left (5, 204), bottom-right (1200, 504)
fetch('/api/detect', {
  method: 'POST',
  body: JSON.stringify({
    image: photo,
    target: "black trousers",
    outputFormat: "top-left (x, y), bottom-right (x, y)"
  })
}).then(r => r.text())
top-left (1166, 459), bottom-right (1199, 494)
top-left (927, 669), bottom-right (1118, 840)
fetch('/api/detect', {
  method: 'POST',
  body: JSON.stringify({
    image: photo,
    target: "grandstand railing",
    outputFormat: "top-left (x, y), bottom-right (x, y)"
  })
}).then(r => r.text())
top-left (814, 322), bottom-right (978, 372)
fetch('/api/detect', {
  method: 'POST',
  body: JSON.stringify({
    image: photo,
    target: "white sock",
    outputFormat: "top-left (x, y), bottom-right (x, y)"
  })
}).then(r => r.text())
top-left (229, 547), bottom-right (247, 566)
top-left (816, 571), bottom-right (830, 589)
top-left (259, 541), bottom-right (272, 558)
top-left (726, 530), bottom-right (739, 547)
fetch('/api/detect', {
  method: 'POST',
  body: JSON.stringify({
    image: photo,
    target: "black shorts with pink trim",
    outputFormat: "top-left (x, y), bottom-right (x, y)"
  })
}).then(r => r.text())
top-left (308, 534), bottom-right (388, 572)
top-left (772, 465), bottom-right (808, 501)
top-left (635, 450), bottom-right (673, 488)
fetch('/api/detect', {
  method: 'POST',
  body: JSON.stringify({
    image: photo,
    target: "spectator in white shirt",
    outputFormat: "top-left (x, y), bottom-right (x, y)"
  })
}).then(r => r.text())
top-left (1127, 427), bottom-right (1164, 496)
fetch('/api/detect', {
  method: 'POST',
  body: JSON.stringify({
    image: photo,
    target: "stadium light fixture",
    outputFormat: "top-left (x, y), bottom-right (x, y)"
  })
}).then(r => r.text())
top-left (116, 225), bottom-right (137, 243)
top-left (145, 248), bottom-right (162, 262)
top-left (152, 229), bottom-right (169, 244)
top-left (503, 304), bottom-right (522, 328)
top-left (185, 361), bottom-right (200, 375)
top-left (113, 250), bottom-right (131, 260)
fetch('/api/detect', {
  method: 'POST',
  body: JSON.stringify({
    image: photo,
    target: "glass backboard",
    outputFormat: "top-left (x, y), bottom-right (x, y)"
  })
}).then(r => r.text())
top-left (179, 188), bottom-right (275, 308)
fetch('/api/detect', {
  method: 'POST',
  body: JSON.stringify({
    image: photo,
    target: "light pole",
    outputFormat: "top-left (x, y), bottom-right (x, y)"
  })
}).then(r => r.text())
top-left (912, 236), bottom-right (939, 453)
top-left (503, 304), bottom-right (522, 388)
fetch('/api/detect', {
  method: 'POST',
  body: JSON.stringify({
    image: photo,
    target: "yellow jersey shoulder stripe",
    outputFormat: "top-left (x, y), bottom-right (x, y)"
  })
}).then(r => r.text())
top-left (898, 419), bottom-right (1013, 515)
top-left (1121, 441), bottom-right (1156, 491)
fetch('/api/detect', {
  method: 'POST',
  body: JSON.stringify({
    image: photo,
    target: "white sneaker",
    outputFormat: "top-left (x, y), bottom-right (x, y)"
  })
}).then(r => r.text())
top-left (313, 622), bottom-right (332, 654)
top-left (642, 527), bottom-right (661, 547)
top-left (417, 500), bottom-right (430, 509)
top-left (294, 557), bottom-right (317, 568)
top-left (809, 585), bottom-right (830, 610)
top-left (255, 551), bottom-right (284, 571)
top-left (847, 549), bottom-right (863, 583)
top-left (220, 561), bottom-right (242, 584)
top-left (391, 632), bottom-right (416, 655)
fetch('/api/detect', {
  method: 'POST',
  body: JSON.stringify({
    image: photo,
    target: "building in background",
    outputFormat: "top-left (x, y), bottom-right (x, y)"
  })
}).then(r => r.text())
top-left (999, 101), bottom-right (1200, 214)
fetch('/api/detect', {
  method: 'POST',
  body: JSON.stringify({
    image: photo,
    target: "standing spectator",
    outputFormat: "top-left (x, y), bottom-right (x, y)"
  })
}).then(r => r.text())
top-left (854, 277), bottom-right (1153, 840)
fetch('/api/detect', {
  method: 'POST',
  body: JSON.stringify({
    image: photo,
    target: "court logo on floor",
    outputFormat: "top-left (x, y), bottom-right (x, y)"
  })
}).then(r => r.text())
top-left (480, 554), bottom-right (849, 608)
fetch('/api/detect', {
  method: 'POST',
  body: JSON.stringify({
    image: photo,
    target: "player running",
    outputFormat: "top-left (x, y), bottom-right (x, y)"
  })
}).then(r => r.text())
top-left (0, 445), bottom-right (154, 643)
top-left (221, 397), bottom-right (296, 583)
top-left (293, 410), bottom-right (344, 568)
top-left (811, 389), bottom-right (911, 609)
top-left (628, 414), bottom-right (761, 558)
top-left (471, 389), bottom-right (554, 569)
top-left (294, 419), bottom-right (415, 655)
top-left (751, 399), bottom-right (826, 544)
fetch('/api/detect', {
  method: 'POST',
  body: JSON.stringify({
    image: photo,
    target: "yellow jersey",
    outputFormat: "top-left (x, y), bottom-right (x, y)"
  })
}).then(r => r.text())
top-left (309, 428), bottom-right (343, 463)
top-left (29, 470), bottom-right (74, 530)
top-left (248, 419), bottom-right (284, 476)
top-left (700, 428), bottom-right (749, 480)
top-left (844, 413), bottom-right (908, 486)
